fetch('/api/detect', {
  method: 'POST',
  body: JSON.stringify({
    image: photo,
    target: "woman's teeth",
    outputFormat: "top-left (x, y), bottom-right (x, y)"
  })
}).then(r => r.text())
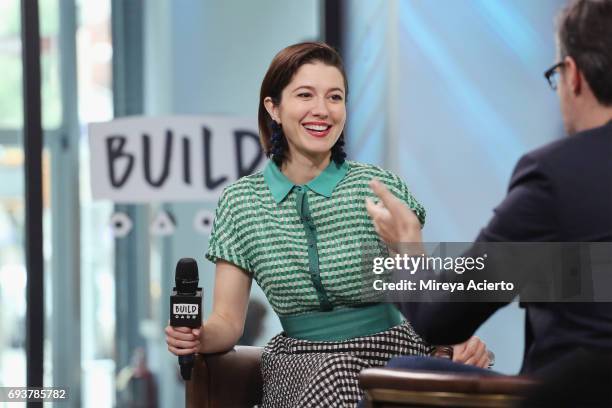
top-left (303, 124), bottom-right (329, 131)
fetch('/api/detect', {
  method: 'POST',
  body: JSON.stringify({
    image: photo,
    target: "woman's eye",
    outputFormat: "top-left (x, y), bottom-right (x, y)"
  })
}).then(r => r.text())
top-left (297, 92), bottom-right (312, 98)
top-left (330, 94), bottom-right (343, 101)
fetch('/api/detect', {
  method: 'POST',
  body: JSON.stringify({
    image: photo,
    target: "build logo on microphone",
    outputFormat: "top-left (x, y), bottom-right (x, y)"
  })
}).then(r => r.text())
top-left (173, 303), bottom-right (199, 320)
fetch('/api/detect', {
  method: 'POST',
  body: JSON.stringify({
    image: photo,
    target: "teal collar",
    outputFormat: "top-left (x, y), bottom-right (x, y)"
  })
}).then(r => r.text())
top-left (263, 160), bottom-right (349, 204)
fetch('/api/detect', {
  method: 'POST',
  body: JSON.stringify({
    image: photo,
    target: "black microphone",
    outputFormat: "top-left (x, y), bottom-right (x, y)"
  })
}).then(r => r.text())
top-left (170, 258), bottom-right (203, 381)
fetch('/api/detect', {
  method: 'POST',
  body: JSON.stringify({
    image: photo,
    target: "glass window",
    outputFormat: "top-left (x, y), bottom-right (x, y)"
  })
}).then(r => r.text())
top-left (40, 0), bottom-right (62, 129)
top-left (0, 1), bottom-right (23, 129)
top-left (0, 0), bottom-right (26, 394)
top-left (0, 147), bottom-right (26, 389)
top-left (76, 0), bottom-right (115, 406)
top-left (0, 0), bottom-right (59, 398)
top-left (0, 0), bottom-right (61, 130)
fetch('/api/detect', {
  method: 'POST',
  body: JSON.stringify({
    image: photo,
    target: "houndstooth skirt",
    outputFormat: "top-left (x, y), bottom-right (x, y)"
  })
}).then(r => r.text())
top-left (260, 321), bottom-right (433, 408)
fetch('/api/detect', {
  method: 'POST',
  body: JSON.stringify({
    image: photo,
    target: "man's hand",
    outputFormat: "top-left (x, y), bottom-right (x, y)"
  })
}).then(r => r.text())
top-left (365, 179), bottom-right (424, 251)
top-left (451, 336), bottom-right (492, 368)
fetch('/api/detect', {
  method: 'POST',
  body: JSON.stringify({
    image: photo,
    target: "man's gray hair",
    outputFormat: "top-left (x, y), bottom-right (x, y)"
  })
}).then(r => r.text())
top-left (557, 0), bottom-right (612, 105)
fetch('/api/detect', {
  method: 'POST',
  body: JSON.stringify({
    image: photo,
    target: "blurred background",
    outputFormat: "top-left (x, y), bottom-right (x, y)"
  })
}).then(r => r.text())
top-left (0, 0), bottom-right (564, 406)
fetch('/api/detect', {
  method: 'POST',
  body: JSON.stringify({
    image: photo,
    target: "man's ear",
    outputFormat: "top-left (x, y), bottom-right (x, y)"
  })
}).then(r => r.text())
top-left (564, 56), bottom-right (582, 95)
top-left (263, 97), bottom-right (280, 124)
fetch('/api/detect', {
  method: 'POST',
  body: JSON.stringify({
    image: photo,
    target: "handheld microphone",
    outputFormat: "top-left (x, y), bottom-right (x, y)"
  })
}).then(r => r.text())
top-left (170, 258), bottom-right (203, 381)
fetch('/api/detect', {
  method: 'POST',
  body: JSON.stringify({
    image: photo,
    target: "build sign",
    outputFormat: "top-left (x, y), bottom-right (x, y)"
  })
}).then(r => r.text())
top-left (88, 115), bottom-right (263, 203)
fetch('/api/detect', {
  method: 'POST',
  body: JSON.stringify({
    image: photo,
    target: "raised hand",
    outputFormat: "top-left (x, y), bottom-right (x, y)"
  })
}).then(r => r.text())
top-left (366, 178), bottom-right (424, 252)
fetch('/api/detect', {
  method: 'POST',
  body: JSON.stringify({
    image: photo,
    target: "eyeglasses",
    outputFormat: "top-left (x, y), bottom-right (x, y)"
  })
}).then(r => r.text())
top-left (544, 61), bottom-right (565, 90)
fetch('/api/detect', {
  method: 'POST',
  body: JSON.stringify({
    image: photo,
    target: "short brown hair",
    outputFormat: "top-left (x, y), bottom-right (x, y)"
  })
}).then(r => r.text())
top-left (557, 0), bottom-right (612, 105)
top-left (258, 42), bottom-right (348, 163)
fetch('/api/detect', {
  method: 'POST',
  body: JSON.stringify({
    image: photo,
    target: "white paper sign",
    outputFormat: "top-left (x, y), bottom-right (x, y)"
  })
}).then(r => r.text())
top-left (88, 115), bottom-right (263, 203)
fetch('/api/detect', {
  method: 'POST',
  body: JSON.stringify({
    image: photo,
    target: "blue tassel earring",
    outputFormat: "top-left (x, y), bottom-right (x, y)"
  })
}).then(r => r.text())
top-left (270, 121), bottom-right (285, 163)
top-left (331, 135), bottom-right (347, 164)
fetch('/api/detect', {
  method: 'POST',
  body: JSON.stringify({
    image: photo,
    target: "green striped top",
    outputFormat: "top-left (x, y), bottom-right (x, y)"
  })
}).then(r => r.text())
top-left (205, 160), bottom-right (425, 317)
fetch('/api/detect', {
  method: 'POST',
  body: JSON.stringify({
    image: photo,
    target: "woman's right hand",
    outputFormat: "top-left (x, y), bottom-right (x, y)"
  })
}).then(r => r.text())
top-left (165, 325), bottom-right (201, 356)
top-left (165, 260), bottom-right (252, 355)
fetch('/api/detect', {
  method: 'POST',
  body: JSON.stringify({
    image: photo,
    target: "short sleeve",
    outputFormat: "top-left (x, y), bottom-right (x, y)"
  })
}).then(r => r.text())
top-left (388, 173), bottom-right (426, 227)
top-left (205, 188), bottom-right (252, 272)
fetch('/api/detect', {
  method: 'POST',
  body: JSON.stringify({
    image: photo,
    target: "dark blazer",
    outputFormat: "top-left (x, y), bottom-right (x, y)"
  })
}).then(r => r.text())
top-left (401, 120), bottom-right (612, 374)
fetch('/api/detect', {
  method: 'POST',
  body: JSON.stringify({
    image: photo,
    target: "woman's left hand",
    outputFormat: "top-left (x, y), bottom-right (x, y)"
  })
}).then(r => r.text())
top-left (451, 336), bottom-right (491, 368)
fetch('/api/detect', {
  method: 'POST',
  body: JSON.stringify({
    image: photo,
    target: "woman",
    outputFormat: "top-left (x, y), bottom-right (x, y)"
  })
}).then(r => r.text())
top-left (166, 42), bottom-right (490, 407)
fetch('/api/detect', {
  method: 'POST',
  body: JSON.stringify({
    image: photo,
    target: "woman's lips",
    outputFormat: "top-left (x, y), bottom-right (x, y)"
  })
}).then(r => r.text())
top-left (302, 124), bottom-right (331, 138)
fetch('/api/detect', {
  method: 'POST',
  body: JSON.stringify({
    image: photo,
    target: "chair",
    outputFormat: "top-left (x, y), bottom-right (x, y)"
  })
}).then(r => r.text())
top-left (186, 347), bottom-right (537, 408)
top-left (185, 346), bottom-right (263, 408)
top-left (359, 368), bottom-right (537, 408)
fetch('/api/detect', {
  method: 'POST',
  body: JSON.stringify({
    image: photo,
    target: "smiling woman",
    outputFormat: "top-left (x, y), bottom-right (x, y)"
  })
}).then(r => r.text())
top-left (165, 42), bottom-right (491, 408)
top-left (258, 43), bottom-right (349, 172)
top-left (263, 60), bottom-right (346, 169)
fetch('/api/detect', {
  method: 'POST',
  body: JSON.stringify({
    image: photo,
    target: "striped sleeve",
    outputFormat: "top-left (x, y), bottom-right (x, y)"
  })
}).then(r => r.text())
top-left (205, 188), bottom-right (252, 273)
top-left (385, 171), bottom-right (426, 227)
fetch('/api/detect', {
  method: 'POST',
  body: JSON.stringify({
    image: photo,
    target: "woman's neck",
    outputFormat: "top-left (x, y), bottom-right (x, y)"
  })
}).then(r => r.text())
top-left (281, 152), bottom-right (331, 185)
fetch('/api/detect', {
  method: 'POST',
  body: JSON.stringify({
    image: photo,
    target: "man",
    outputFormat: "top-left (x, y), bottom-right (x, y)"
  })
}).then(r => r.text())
top-left (366, 0), bottom-right (612, 376)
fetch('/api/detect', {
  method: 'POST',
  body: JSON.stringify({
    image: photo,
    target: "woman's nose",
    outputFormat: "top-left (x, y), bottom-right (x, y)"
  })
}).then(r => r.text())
top-left (310, 97), bottom-right (329, 117)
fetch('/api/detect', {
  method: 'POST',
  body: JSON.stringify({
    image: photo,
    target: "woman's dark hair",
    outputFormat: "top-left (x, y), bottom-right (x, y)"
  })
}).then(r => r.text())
top-left (557, 0), bottom-right (612, 105)
top-left (258, 42), bottom-right (348, 165)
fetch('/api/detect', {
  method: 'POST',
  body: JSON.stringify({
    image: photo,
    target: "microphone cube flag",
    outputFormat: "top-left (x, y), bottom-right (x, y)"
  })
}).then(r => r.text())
top-left (170, 288), bottom-right (203, 328)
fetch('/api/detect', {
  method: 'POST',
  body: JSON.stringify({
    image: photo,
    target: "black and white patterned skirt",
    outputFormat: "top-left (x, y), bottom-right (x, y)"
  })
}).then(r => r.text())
top-left (260, 321), bottom-right (433, 408)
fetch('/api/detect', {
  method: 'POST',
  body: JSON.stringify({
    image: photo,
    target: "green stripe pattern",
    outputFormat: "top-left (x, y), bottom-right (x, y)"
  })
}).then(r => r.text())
top-left (205, 161), bottom-right (425, 317)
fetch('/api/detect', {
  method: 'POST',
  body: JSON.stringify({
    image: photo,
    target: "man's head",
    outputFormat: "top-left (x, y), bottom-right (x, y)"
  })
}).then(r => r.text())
top-left (554, 0), bottom-right (612, 134)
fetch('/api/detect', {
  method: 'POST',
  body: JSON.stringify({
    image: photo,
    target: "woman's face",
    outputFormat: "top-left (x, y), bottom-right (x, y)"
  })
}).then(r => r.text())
top-left (266, 61), bottom-right (346, 162)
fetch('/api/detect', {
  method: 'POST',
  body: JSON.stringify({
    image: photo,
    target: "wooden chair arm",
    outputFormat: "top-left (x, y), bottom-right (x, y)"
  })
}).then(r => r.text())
top-left (359, 368), bottom-right (538, 408)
